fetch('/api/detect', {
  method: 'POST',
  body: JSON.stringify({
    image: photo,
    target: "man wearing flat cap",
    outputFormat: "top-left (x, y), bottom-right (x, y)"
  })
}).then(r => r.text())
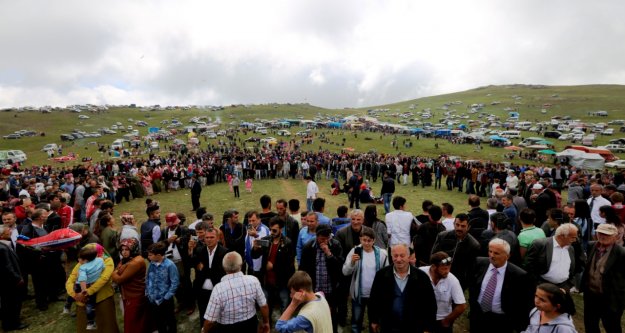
top-left (581, 223), bottom-right (625, 333)
top-left (299, 224), bottom-right (344, 332)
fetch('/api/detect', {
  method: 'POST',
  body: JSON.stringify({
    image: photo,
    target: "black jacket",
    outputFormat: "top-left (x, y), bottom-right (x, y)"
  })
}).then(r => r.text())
top-left (191, 244), bottom-right (228, 291)
top-left (299, 238), bottom-right (344, 292)
top-left (524, 237), bottom-right (575, 289)
top-left (251, 235), bottom-right (295, 287)
top-left (431, 230), bottom-right (481, 290)
top-left (368, 265), bottom-right (437, 332)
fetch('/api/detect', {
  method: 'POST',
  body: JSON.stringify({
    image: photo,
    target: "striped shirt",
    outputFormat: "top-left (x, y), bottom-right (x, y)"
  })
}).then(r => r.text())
top-left (204, 272), bottom-right (267, 324)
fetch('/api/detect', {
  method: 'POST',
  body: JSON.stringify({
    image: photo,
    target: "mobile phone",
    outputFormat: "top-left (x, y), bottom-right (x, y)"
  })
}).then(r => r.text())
top-left (354, 247), bottom-right (362, 256)
top-left (191, 235), bottom-right (199, 242)
top-left (258, 239), bottom-right (271, 248)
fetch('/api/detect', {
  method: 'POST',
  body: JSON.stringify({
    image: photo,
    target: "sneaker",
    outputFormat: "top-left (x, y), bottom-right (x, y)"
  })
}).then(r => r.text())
top-left (570, 287), bottom-right (580, 294)
top-left (62, 307), bottom-right (70, 315)
top-left (86, 323), bottom-right (97, 330)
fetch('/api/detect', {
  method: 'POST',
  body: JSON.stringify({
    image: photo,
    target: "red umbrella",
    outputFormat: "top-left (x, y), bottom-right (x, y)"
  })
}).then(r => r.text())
top-left (504, 146), bottom-right (523, 151)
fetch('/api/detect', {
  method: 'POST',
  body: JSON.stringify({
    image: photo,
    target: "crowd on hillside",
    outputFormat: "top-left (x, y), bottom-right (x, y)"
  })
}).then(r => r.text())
top-left (2, 142), bottom-right (625, 332)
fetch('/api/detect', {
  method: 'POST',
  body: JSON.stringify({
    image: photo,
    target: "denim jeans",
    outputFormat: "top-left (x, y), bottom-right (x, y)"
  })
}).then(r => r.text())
top-left (351, 297), bottom-right (369, 333)
top-left (307, 198), bottom-right (314, 212)
top-left (382, 193), bottom-right (393, 214)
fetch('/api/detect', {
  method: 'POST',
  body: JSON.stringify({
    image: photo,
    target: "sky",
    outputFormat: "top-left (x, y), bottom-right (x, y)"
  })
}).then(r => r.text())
top-left (1, 0), bottom-right (624, 109)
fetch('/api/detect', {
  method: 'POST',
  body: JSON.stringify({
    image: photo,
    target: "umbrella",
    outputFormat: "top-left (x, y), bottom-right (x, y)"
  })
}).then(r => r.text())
top-left (537, 140), bottom-right (552, 145)
top-left (538, 149), bottom-right (557, 155)
top-left (504, 146), bottom-right (523, 151)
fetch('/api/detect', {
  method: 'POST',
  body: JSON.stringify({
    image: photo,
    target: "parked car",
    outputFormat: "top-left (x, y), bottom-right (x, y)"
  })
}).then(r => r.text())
top-left (599, 144), bottom-right (625, 153)
top-left (3, 134), bottom-right (21, 139)
top-left (543, 131), bottom-right (562, 139)
top-left (42, 143), bottom-right (59, 151)
top-left (605, 160), bottom-right (625, 169)
top-left (60, 134), bottom-right (75, 141)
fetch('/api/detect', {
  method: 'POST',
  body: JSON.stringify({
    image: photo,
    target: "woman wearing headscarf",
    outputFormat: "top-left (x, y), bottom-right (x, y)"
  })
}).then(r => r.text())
top-left (65, 243), bottom-right (119, 333)
top-left (112, 238), bottom-right (150, 333)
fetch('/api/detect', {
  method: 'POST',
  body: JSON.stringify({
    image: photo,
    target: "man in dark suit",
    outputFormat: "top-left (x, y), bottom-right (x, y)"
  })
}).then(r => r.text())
top-left (160, 212), bottom-right (193, 314)
top-left (524, 224), bottom-right (579, 290)
top-left (467, 195), bottom-right (489, 240)
top-left (529, 183), bottom-right (557, 227)
top-left (190, 174), bottom-right (202, 211)
top-left (469, 238), bottom-right (533, 333)
top-left (368, 243), bottom-right (437, 333)
top-left (189, 226), bottom-right (228, 328)
top-left (0, 224), bottom-right (28, 331)
top-left (581, 223), bottom-right (625, 333)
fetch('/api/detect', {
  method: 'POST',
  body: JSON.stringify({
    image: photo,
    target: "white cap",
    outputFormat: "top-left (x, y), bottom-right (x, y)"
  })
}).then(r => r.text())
top-left (532, 183), bottom-right (544, 190)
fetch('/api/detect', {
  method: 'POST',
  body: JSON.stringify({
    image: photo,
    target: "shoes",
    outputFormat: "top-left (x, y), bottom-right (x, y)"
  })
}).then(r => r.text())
top-left (62, 307), bottom-right (71, 315)
top-left (570, 287), bottom-right (580, 294)
top-left (4, 323), bottom-right (29, 331)
top-left (86, 323), bottom-right (97, 330)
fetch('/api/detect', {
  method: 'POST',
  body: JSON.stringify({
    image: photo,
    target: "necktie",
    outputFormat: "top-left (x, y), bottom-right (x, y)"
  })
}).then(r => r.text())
top-left (481, 268), bottom-right (499, 312)
top-left (590, 197), bottom-right (595, 212)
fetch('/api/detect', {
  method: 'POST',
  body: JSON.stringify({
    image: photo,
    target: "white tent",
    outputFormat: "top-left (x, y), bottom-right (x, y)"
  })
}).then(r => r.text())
top-left (567, 152), bottom-right (605, 170)
top-left (556, 149), bottom-right (585, 158)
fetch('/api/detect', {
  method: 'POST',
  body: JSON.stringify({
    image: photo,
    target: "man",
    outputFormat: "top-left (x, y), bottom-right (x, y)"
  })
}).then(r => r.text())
top-left (160, 212), bottom-right (192, 313)
top-left (348, 170), bottom-right (363, 209)
top-left (419, 252), bottom-right (466, 333)
top-left (385, 196), bottom-right (414, 247)
top-left (501, 194), bottom-right (518, 231)
top-left (551, 164), bottom-right (567, 191)
top-left (288, 199), bottom-right (301, 227)
top-left (190, 225), bottom-right (228, 328)
top-left (581, 223), bottom-right (625, 333)
top-left (368, 244), bottom-right (437, 333)
top-left (467, 195), bottom-right (489, 239)
top-left (567, 179), bottom-right (584, 205)
top-left (517, 208), bottom-right (546, 259)
top-left (530, 182), bottom-right (557, 227)
top-left (525, 223), bottom-right (579, 290)
top-left (441, 203), bottom-right (455, 231)
top-left (203, 252), bottom-right (270, 333)
top-left (330, 205), bottom-right (351, 235)
top-left (140, 204), bottom-right (161, 258)
top-left (244, 210), bottom-right (270, 276)
top-left (85, 185), bottom-right (102, 222)
top-left (258, 195), bottom-right (278, 227)
top-left (480, 212), bottom-right (521, 265)
top-left (413, 205), bottom-right (446, 266)
top-left (275, 199), bottom-right (301, 254)
top-left (334, 209), bottom-right (364, 326)
top-left (57, 196), bottom-right (74, 228)
top-left (299, 224), bottom-right (344, 332)
top-left (252, 218), bottom-right (295, 319)
top-left (468, 239), bottom-right (533, 333)
top-left (588, 184), bottom-right (611, 230)
top-left (380, 171), bottom-right (395, 214)
top-left (1, 212), bottom-right (19, 248)
top-left (415, 200), bottom-right (433, 224)
top-left (296, 212), bottom-right (318, 265)
top-left (220, 209), bottom-right (244, 256)
top-left (0, 224), bottom-right (28, 331)
top-left (432, 213), bottom-right (480, 290)
top-left (275, 271), bottom-right (333, 333)
top-left (312, 197), bottom-right (331, 225)
top-left (190, 174), bottom-right (202, 211)
top-left (305, 176), bottom-right (319, 212)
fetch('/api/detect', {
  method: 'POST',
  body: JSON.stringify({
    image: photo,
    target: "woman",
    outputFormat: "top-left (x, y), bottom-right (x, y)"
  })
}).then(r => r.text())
top-left (65, 243), bottom-right (119, 333)
top-left (573, 199), bottom-right (592, 251)
top-left (599, 205), bottom-right (624, 246)
top-left (363, 205), bottom-right (388, 249)
top-left (99, 214), bottom-right (119, 266)
top-left (112, 238), bottom-right (151, 333)
top-left (119, 213), bottom-right (140, 246)
top-left (141, 172), bottom-right (153, 196)
top-left (522, 283), bottom-right (577, 333)
top-left (342, 226), bottom-right (389, 333)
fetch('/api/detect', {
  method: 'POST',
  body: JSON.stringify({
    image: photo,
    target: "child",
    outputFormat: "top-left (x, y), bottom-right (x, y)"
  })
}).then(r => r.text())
top-left (232, 174), bottom-right (241, 198)
top-left (245, 177), bottom-right (253, 193)
top-left (227, 173), bottom-right (233, 192)
top-left (146, 242), bottom-right (180, 333)
top-left (522, 283), bottom-right (578, 333)
top-left (64, 246), bottom-right (104, 330)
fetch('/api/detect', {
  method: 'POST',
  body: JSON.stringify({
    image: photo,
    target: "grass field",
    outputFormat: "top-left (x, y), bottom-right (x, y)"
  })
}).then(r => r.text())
top-left (3, 84), bottom-right (625, 332)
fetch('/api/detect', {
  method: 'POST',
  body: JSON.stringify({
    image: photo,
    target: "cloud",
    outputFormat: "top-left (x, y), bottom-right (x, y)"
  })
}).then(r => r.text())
top-left (1, 0), bottom-right (624, 108)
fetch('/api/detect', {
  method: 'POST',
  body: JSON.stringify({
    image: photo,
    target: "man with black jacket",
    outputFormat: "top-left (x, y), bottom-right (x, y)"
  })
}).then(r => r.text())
top-left (299, 224), bottom-right (344, 333)
top-left (369, 243), bottom-right (437, 333)
top-left (275, 199), bottom-right (300, 254)
top-left (0, 224), bottom-right (28, 331)
top-left (380, 171), bottom-right (395, 214)
top-left (188, 225), bottom-right (228, 328)
top-left (140, 204), bottom-right (161, 258)
top-left (251, 218), bottom-right (295, 322)
top-left (160, 212), bottom-right (193, 314)
top-left (190, 174), bottom-right (202, 211)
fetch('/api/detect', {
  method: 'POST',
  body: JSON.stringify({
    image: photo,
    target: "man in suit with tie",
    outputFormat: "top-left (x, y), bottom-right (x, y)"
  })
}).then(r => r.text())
top-left (581, 223), bottom-right (625, 333)
top-left (524, 223), bottom-right (580, 290)
top-left (189, 225), bottom-right (228, 328)
top-left (0, 224), bottom-right (28, 331)
top-left (469, 238), bottom-right (533, 333)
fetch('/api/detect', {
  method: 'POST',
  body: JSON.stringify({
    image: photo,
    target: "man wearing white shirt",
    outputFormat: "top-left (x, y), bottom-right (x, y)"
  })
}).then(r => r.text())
top-left (441, 203), bottom-right (455, 231)
top-left (305, 176), bottom-right (319, 212)
top-left (385, 196), bottom-right (414, 247)
top-left (588, 184), bottom-right (611, 230)
top-left (420, 252), bottom-right (467, 333)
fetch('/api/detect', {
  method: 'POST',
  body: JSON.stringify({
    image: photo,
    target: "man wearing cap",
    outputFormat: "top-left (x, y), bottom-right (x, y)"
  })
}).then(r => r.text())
top-left (160, 212), bottom-right (193, 314)
top-left (581, 223), bottom-right (625, 333)
top-left (419, 252), bottom-right (466, 333)
top-left (299, 224), bottom-right (344, 332)
top-left (529, 182), bottom-right (556, 227)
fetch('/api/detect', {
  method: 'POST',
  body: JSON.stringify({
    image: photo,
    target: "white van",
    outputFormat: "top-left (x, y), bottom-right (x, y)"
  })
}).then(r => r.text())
top-left (515, 122), bottom-right (532, 130)
top-left (111, 139), bottom-right (125, 150)
top-left (41, 143), bottom-right (59, 152)
top-left (0, 150), bottom-right (27, 164)
top-left (255, 127), bottom-right (268, 134)
top-left (500, 131), bottom-right (521, 139)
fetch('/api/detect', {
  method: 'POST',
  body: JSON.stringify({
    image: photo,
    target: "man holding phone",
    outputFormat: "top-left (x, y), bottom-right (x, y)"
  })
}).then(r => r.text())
top-left (244, 211), bottom-right (270, 277)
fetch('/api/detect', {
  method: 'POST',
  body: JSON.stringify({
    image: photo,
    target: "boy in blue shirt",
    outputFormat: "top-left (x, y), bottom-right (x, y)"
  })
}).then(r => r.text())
top-left (67, 246), bottom-right (104, 330)
top-left (146, 241), bottom-right (180, 333)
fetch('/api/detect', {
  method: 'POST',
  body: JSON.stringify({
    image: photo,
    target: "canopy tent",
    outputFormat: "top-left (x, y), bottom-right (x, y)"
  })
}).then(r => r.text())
top-left (556, 149), bottom-right (585, 158)
top-left (526, 144), bottom-right (549, 150)
top-left (536, 140), bottom-right (553, 145)
top-left (327, 122), bottom-right (343, 128)
top-left (504, 146), bottom-right (523, 151)
top-left (489, 135), bottom-right (508, 141)
top-left (567, 153), bottom-right (605, 170)
top-left (538, 149), bottom-right (557, 155)
top-left (435, 129), bottom-right (451, 136)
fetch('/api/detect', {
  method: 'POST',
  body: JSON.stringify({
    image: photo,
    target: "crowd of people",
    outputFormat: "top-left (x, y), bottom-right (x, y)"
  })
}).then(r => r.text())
top-left (3, 140), bottom-right (625, 332)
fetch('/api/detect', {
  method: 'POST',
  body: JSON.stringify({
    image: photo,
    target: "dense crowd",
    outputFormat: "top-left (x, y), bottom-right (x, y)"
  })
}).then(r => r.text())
top-left (2, 143), bottom-right (625, 332)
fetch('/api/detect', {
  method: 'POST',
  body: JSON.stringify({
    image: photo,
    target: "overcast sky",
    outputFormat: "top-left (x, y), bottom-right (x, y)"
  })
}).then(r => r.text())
top-left (1, 0), bottom-right (624, 109)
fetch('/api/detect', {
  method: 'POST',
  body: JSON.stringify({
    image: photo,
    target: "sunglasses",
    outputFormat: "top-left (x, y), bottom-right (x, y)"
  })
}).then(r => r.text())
top-left (270, 228), bottom-right (280, 233)
top-left (439, 257), bottom-right (453, 265)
